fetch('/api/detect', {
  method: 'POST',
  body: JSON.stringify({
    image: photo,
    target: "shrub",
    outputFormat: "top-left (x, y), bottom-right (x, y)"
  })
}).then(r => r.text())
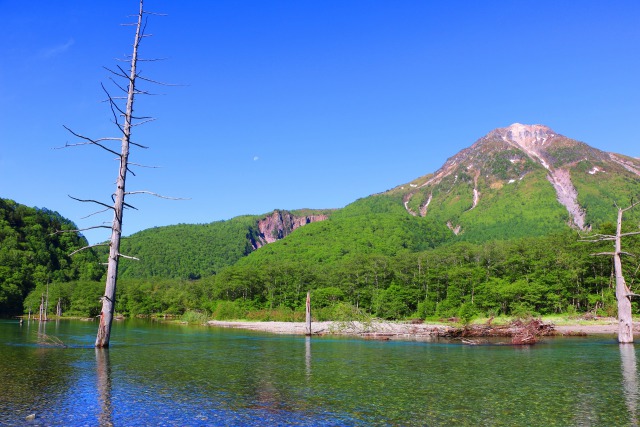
top-left (211, 300), bottom-right (245, 320)
top-left (181, 310), bottom-right (209, 324)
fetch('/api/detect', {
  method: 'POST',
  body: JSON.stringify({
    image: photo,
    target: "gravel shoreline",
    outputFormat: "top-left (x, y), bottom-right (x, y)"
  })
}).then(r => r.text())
top-left (207, 319), bottom-right (631, 339)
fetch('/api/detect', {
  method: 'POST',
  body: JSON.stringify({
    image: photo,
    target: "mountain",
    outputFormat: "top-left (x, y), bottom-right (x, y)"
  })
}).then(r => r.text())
top-left (98, 124), bottom-right (640, 279)
top-left (396, 123), bottom-right (640, 240)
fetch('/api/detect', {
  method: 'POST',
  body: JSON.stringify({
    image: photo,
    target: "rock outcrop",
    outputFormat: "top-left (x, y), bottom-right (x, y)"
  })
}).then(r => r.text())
top-left (250, 210), bottom-right (329, 249)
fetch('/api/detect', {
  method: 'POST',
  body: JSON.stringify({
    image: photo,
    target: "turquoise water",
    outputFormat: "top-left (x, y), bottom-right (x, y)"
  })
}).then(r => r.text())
top-left (0, 319), bottom-right (638, 426)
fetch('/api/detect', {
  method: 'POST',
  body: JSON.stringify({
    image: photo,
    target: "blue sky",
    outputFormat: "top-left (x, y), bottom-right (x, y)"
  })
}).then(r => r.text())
top-left (1, 1), bottom-right (639, 245)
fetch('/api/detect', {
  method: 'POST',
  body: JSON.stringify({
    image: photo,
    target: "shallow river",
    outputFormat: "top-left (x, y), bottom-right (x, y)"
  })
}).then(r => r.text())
top-left (0, 319), bottom-right (638, 426)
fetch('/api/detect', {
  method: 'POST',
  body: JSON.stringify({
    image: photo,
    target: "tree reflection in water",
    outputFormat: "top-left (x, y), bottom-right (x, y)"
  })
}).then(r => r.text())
top-left (620, 344), bottom-right (639, 427)
top-left (96, 348), bottom-right (113, 427)
top-left (305, 336), bottom-right (312, 380)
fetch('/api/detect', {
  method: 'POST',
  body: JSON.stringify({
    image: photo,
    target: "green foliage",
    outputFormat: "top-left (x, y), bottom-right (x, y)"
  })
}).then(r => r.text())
top-left (312, 287), bottom-right (345, 308)
top-left (102, 217), bottom-right (261, 279)
top-left (457, 302), bottom-right (477, 325)
top-left (211, 300), bottom-right (246, 320)
top-left (314, 302), bottom-right (372, 322)
top-left (0, 198), bottom-right (103, 315)
top-left (416, 298), bottom-right (436, 319)
top-left (374, 284), bottom-right (417, 319)
top-left (181, 310), bottom-right (210, 324)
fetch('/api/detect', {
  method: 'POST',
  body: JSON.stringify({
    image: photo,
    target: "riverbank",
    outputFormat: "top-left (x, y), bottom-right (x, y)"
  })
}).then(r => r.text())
top-left (208, 320), bottom-right (451, 339)
top-left (207, 318), bottom-right (629, 339)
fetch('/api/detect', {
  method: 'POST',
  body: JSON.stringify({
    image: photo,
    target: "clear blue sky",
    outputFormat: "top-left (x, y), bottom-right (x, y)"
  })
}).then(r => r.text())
top-left (1, 1), bottom-right (638, 245)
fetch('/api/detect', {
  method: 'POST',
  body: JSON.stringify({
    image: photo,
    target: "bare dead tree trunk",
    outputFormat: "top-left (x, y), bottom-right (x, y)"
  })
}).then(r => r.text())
top-left (44, 282), bottom-right (49, 322)
top-left (305, 292), bottom-right (312, 336)
top-left (614, 207), bottom-right (634, 343)
top-left (95, 1), bottom-right (144, 348)
top-left (583, 200), bottom-right (640, 344)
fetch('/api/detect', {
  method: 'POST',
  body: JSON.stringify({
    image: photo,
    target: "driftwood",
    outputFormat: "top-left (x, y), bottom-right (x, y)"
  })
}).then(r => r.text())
top-left (445, 318), bottom-right (555, 345)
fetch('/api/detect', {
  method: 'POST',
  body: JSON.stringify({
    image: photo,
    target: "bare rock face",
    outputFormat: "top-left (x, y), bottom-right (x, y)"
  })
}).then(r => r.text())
top-left (494, 124), bottom-right (587, 229)
top-left (251, 210), bottom-right (329, 249)
top-left (405, 123), bottom-right (595, 231)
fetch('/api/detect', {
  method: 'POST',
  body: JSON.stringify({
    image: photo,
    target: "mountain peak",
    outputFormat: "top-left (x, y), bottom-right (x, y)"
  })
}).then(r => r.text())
top-left (489, 123), bottom-right (557, 150)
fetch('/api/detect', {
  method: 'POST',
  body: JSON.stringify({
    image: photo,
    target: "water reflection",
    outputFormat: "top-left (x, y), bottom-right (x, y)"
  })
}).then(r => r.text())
top-left (620, 344), bottom-right (639, 426)
top-left (4, 321), bottom-right (640, 426)
top-left (96, 348), bottom-right (113, 427)
top-left (305, 336), bottom-right (312, 379)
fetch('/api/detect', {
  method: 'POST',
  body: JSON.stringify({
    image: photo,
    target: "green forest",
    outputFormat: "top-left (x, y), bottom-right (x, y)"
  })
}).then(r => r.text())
top-left (22, 224), bottom-right (640, 323)
top-left (0, 199), bottom-right (103, 315)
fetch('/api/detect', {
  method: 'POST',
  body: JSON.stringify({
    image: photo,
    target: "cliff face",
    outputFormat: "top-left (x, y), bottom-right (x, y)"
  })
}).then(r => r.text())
top-left (250, 210), bottom-right (329, 249)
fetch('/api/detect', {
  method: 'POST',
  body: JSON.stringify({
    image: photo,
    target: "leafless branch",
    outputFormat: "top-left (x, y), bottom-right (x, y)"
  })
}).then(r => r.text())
top-left (62, 126), bottom-right (122, 157)
top-left (51, 225), bottom-right (111, 235)
top-left (129, 140), bottom-right (149, 149)
top-left (103, 66), bottom-right (129, 80)
top-left (108, 76), bottom-right (129, 94)
top-left (133, 89), bottom-right (161, 96)
top-left (54, 139), bottom-right (121, 150)
top-left (80, 209), bottom-right (111, 220)
top-left (70, 243), bottom-right (110, 256)
top-left (124, 190), bottom-right (190, 200)
top-left (136, 74), bottom-right (181, 86)
top-left (591, 251), bottom-right (635, 257)
top-left (580, 236), bottom-right (616, 242)
top-left (103, 86), bottom-right (126, 134)
top-left (69, 195), bottom-right (115, 211)
top-left (118, 253), bottom-right (140, 261)
top-left (622, 199), bottom-right (640, 213)
top-left (131, 118), bottom-right (156, 127)
top-left (128, 162), bottom-right (160, 169)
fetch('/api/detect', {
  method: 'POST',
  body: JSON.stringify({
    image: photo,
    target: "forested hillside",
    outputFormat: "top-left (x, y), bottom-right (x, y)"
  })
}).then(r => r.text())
top-left (103, 209), bottom-right (333, 279)
top-left (31, 227), bottom-right (639, 321)
top-left (110, 217), bottom-right (259, 279)
top-left (0, 198), bottom-right (103, 315)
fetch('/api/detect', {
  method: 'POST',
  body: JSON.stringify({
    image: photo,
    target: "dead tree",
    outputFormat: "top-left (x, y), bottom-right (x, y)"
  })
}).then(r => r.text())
top-left (583, 200), bottom-right (640, 343)
top-left (305, 292), bottom-right (312, 336)
top-left (60, 0), bottom-right (179, 347)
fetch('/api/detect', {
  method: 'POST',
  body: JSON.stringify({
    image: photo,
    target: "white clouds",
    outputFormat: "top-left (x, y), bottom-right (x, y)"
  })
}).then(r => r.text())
top-left (253, 156), bottom-right (259, 161)
top-left (38, 38), bottom-right (75, 59)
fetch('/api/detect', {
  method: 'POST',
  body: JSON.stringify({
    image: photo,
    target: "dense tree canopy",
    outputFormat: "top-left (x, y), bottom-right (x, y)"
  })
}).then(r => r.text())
top-left (34, 229), bottom-right (638, 322)
top-left (0, 198), bottom-right (103, 315)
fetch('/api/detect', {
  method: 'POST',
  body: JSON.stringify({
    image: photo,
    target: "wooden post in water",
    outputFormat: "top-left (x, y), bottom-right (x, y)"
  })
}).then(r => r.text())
top-left (305, 292), bottom-right (312, 336)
